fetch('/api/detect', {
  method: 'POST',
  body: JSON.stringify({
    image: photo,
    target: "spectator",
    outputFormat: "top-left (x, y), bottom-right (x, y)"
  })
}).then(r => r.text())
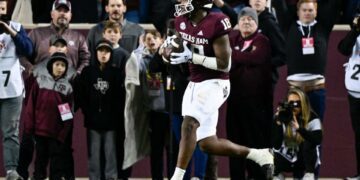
top-left (87, 0), bottom-right (144, 60)
top-left (18, 34), bottom-right (75, 180)
top-left (338, 14), bottom-right (360, 180)
top-left (23, 52), bottom-right (76, 180)
top-left (213, 0), bottom-right (286, 88)
top-left (26, 0), bottom-right (90, 73)
top-left (284, 0), bottom-right (340, 122)
top-left (102, 21), bottom-right (130, 69)
top-left (87, 1), bottom-right (143, 178)
top-left (272, 88), bottom-right (322, 180)
top-left (226, 7), bottom-right (273, 180)
top-left (135, 30), bottom-right (171, 180)
top-left (17, 0), bottom-right (90, 179)
top-left (101, 20), bottom-right (130, 180)
top-left (75, 39), bottom-right (123, 180)
top-left (0, 0), bottom-right (33, 179)
top-left (163, 1), bottom-right (274, 180)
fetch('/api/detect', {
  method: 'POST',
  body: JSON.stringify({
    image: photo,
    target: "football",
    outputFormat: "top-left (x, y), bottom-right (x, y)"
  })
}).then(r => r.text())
top-left (160, 36), bottom-right (184, 63)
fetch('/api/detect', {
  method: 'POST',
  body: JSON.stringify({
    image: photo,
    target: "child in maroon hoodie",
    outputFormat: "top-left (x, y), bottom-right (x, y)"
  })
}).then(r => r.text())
top-left (23, 52), bottom-right (76, 180)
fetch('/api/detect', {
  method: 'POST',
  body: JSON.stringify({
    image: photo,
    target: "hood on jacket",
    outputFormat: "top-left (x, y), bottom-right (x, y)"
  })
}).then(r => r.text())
top-left (47, 52), bottom-right (69, 79)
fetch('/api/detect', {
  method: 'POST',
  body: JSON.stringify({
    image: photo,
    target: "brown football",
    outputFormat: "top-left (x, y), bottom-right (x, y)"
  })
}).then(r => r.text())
top-left (160, 36), bottom-right (184, 63)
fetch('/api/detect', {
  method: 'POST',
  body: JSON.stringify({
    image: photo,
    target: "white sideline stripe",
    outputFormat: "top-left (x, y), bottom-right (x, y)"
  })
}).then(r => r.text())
top-left (21, 23), bottom-right (348, 31)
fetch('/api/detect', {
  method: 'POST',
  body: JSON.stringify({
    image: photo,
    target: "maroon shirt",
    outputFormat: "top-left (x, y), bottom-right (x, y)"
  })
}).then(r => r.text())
top-left (228, 30), bottom-right (272, 100)
top-left (175, 12), bottom-right (232, 82)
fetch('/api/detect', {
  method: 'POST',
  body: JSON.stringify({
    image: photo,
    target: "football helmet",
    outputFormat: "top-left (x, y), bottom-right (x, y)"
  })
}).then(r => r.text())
top-left (174, 0), bottom-right (213, 17)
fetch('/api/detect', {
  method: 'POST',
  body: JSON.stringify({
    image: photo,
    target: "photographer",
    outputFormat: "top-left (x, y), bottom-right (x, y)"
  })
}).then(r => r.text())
top-left (338, 11), bottom-right (360, 180)
top-left (272, 88), bottom-right (322, 180)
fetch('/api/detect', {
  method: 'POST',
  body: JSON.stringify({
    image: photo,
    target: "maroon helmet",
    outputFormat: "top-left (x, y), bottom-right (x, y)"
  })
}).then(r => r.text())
top-left (174, 0), bottom-right (213, 17)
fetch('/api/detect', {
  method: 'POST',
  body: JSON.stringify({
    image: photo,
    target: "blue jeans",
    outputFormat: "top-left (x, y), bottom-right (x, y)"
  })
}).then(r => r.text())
top-left (0, 95), bottom-right (23, 171)
top-left (172, 114), bottom-right (208, 180)
top-left (306, 89), bottom-right (326, 121)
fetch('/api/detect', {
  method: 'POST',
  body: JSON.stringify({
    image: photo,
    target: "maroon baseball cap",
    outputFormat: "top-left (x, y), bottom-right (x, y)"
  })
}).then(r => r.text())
top-left (52, 0), bottom-right (71, 11)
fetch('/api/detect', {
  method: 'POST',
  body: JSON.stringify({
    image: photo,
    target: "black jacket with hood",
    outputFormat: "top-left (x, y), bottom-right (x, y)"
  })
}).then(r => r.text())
top-left (75, 45), bottom-right (125, 131)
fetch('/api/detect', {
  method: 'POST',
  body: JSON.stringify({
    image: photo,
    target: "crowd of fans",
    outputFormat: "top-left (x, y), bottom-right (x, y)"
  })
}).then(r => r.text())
top-left (0, 0), bottom-right (359, 180)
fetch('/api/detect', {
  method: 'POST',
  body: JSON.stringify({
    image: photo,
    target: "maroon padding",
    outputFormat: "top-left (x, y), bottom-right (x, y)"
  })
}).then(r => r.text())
top-left (0, 30), bottom-right (354, 178)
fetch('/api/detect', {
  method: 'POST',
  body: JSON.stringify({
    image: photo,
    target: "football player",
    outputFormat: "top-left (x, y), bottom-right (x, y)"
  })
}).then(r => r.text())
top-left (166, 0), bottom-right (275, 179)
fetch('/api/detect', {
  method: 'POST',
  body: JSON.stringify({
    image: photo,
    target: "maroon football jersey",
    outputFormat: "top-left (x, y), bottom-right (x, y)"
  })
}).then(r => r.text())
top-left (175, 12), bottom-right (232, 82)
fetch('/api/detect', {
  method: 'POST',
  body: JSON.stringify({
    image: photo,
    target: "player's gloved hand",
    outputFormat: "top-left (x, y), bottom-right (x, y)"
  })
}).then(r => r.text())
top-left (170, 41), bottom-right (192, 64)
top-left (159, 35), bottom-right (177, 63)
top-left (159, 35), bottom-right (177, 51)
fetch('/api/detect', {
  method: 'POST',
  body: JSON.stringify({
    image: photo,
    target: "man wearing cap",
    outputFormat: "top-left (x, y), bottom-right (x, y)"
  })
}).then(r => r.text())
top-left (226, 7), bottom-right (273, 180)
top-left (0, 0), bottom-right (33, 179)
top-left (87, 0), bottom-right (144, 62)
top-left (25, 0), bottom-right (90, 74)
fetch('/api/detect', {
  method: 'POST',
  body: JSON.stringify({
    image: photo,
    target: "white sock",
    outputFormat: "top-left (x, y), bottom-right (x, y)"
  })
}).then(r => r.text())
top-left (246, 148), bottom-right (273, 166)
top-left (171, 167), bottom-right (186, 180)
top-left (246, 148), bottom-right (258, 160)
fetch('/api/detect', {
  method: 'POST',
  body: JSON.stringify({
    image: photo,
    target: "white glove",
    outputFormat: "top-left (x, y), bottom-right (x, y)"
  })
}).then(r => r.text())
top-left (159, 35), bottom-right (177, 63)
top-left (159, 35), bottom-right (177, 51)
top-left (170, 41), bottom-right (192, 64)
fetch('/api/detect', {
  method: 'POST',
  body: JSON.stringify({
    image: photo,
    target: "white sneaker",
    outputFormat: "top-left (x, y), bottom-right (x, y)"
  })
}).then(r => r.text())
top-left (302, 172), bottom-right (315, 180)
top-left (6, 170), bottom-right (23, 180)
top-left (246, 148), bottom-right (274, 179)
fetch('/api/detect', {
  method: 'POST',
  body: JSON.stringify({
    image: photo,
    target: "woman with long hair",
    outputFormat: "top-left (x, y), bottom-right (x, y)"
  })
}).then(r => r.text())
top-left (273, 88), bottom-right (323, 180)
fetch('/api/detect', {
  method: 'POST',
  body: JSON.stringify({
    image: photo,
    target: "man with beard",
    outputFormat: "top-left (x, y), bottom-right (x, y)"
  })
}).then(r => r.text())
top-left (17, 1), bottom-right (90, 179)
top-left (87, 0), bottom-right (144, 62)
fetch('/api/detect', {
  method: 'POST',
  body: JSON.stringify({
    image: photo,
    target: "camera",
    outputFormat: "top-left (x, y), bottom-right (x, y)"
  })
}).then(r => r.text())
top-left (277, 100), bottom-right (301, 125)
top-left (0, 14), bottom-right (10, 34)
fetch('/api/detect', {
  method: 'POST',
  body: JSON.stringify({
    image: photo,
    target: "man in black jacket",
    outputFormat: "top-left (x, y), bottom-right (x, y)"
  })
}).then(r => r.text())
top-left (284, 0), bottom-right (340, 121)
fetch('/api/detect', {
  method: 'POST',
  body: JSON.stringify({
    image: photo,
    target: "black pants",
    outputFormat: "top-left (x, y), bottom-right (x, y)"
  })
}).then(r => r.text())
top-left (348, 95), bottom-right (360, 175)
top-left (274, 142), bottom-right (318, 178)
top-left (33, 135), bottom-right (74, 180)
top-left (18, 132), bottom-right (74, 180)
top-left (226, 98), bottom-right (273, 180)
top-left (149, 111), bottom-right (172, 179)
top-left (17, 133), bottom-right (35, 180)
